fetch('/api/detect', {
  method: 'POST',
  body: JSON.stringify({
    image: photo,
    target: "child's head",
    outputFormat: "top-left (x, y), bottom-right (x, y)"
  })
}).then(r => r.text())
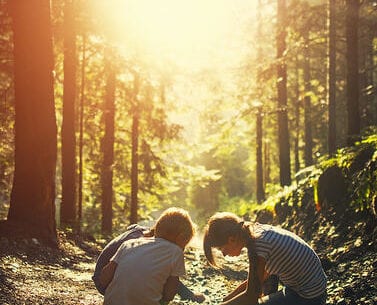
top-left (154, 207), bottom-right (195, 249)
top-left (203, 212), bottom-right (245, 266)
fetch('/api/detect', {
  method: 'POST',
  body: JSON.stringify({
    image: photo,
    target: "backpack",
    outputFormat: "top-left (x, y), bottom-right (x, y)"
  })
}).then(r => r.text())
top-left (92, 224), bottom-right (149, 295)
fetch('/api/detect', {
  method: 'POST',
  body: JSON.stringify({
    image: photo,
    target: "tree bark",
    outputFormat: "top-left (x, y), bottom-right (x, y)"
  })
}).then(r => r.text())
top-left (276, 0), bottom-right (291, 186)
top-left (77, 34), bottom-right (86, 227)
top-left (303, 31), bottom-right (313, 167)
top-left (294, 56), bottom-right (300, 174)
top-left (255, 0), bottom-right (265, 203)
top-left (101, 48), bottom-right (116, 235)
top-left (328, 0), bottom-right (337, 155)
top-left (8, 0), bottom-right (57, 242)
top-left (61, 0), bottom-right (77, 226)
top-left (346, 0), bottom-right (360, 145)
top-left (256, 108), bottom-right (265, 202)
top-left (130, 74), bottom-right (140, 224)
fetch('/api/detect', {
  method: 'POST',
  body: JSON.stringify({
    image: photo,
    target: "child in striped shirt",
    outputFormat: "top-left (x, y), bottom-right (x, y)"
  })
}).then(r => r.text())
top-left (203, 212), bottom-right (327, 305)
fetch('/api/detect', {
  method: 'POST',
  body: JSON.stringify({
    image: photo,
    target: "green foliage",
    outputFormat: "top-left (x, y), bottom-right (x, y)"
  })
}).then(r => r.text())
top-left (220, 195), bottom-right (276, 219)
top-left (347, 135), bottom-right (377, 213)
top-left (241, 132), bottom-right (377, 221)
top-left (219, 196), bottom-right (255, 217)
top-left (1, 0), bottom-right (377, 236)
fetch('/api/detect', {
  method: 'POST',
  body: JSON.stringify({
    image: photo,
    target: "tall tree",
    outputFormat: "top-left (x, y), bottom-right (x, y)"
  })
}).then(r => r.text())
top-left (293, 58), bottom-right (301, 174)
top-left (61, 0), bottom-right (77, 226)
top-left (359, 2), bottom-right (377, 127)
top-left (346, 0), bottom-right (361, 145)
top-left (328, 0), bottom-right (337, 155)
top-left (255, 0), bottom-right (265, 202)
top-left (101, 47), bottom-right (116, 234)
top-left (0, 3), bottom-right (14, 202)
top-left (276, 0), bottom-right (291, 186)
top-left (130, 73), bottom-right (140, 224)
top-left (303, 30), bottom-right (313, 166)
top-left (256, 106), bottom-right (265, 202)
top-left (77, 34), bottom-right (86, 226)
top-left (7, 0), bottom-right (57, 242)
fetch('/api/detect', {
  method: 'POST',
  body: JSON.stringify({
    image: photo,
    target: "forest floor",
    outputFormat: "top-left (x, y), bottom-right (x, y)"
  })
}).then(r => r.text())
top-left (0, 210), bottom-right (376, 305)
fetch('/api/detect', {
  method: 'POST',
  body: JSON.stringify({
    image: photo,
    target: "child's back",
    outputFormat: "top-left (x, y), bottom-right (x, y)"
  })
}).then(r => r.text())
top-left (104, 236), bottom-right (185, 305)
top-left (102, 207), bottom-right (196, 305)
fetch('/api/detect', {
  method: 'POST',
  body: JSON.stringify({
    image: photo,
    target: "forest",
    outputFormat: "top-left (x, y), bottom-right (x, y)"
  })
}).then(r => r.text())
top-left (0, 0), bottom-right (376, 305)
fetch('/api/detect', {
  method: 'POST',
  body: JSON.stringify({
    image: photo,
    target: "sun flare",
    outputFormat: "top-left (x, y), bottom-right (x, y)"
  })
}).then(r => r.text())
top-left (92, 0), bottom-right (255, 70)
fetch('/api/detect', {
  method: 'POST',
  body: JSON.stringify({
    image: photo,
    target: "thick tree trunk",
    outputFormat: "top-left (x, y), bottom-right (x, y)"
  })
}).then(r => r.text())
top-left (61, 0), bottom-right (77, 226)
top-left (346, 0), bottom-right (360, 145)
top-left (8, 0), bottom-right (57, 242)
top-left (276, 0), bottom-right (291, 186)
top-left (101, 48), bottom-right (116, 235)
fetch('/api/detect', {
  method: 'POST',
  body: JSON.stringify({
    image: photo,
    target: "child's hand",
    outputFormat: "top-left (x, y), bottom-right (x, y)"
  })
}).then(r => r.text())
top-left (192, 292), bottom-right (205, 303)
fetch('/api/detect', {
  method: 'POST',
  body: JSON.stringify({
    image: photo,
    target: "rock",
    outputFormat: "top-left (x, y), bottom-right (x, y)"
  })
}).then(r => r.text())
top-left (317, 165), bottom-right (347, 212)
top-left (31, 238), bottom-right (40, 245)
top-left (336, 298), bottom-right (346, 305)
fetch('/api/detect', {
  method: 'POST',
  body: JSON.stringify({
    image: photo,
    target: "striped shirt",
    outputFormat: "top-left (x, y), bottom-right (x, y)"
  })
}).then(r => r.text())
top-left (250, 223), bottom-right (327, 299)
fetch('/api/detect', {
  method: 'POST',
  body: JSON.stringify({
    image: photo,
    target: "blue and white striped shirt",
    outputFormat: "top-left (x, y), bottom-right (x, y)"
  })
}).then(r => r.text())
top-left (250, 223), bottom-right (327, 299)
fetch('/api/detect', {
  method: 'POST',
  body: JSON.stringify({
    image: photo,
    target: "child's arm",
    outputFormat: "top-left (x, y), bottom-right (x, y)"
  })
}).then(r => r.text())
top-left (223, 280), bottom-right (247, 302)
top-left (177, 281), bottom-right (205, 303)
top-left (262, 274), bottom-right (279, 295)
top-left (191, 292), bottom-right (206, 303)
top-left (161, 276), bottom-right (179, 302)
top-left (99, 261), bottom-right (117, 291)
top-left (220, 256), bottom-right (266, 305)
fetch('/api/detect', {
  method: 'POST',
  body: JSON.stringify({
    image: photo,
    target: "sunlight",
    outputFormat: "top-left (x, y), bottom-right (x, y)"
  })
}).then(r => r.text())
top-left (93, 0), bottom-right (257, 70)
top-left (91, 0), bottom-right (260, 143)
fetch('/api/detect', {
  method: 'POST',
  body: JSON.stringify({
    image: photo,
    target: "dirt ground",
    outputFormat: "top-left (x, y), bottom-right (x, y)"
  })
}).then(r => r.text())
top-left (1, 213), bottom-right (376, 305)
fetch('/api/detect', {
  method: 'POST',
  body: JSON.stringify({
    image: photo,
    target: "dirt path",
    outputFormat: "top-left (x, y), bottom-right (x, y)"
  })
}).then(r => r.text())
top-left (0, 234), bottom-right (102, 305)
top-left (1, 220), bottom-right (376, 305)
top-left (0, 234), bottom-right (247, 305)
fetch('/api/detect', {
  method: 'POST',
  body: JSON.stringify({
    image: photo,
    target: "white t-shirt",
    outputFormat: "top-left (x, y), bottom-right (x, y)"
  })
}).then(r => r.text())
top-left (104, 237), bottom-right (186, 305)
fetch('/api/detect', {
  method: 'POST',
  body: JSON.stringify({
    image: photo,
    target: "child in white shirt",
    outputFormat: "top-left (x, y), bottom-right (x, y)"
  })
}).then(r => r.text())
top-left (100, 207), bottom-right (197, 305)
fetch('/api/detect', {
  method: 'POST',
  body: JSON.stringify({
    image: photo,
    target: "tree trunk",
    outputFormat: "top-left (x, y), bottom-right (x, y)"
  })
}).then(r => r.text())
top-left (256, 108), bottom-right (265, 202)
top-left (130, 74), bottom-right (140, 224)
top-left (77, 34), bottom-right (86, 227)
top-left (61, 0), bottom-right (77, 226)
top-left (346, 0), bottom-right (360, 145)
top-left (101, 48), bottom-right (116, 235)
top-left (360, 29), bottom-right (375, 127)
top-left (294, 97), bottom-right (300, 174)
top-left (276, 0), bottom-right (291, 186)
top-left (293, 55), bottom-right (301, 174)
top-left (8, 0), bottom-right (57, 242)
top-left (264, 139), bottom-right (270, 185)
top-left (367, 32), bottom-right (377, 126)
top-left (328, 0), bottom-right (337, 155)
top-left (255, 0), bottom-right (265, 203)
top-left (303, 31), bottom-right (313, 167)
